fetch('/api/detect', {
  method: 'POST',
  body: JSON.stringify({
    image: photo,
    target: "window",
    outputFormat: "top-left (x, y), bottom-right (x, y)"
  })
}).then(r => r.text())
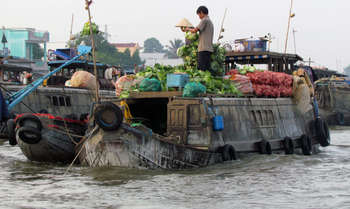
top-left (51, 96), bottom-right (72, 107)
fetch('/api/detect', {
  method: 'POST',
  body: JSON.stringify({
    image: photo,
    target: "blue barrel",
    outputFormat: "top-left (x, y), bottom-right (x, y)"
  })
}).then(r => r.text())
top-left (212, 116), bottom-right (224, 131)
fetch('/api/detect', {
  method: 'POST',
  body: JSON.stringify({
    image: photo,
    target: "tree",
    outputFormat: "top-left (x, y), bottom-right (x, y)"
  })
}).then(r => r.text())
top-left (73, 33), bottom-right (144, 69)
top-left (344, 65), bottom-right (350, 76)
top-left (164, 38), bottom-right (184, 59)
top-left (32, 43), bottom-right (44, 60)
top-left (143, 37), bottom-right (164, 53)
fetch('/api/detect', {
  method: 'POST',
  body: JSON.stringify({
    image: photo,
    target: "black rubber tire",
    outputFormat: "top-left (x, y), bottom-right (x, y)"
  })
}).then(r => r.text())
top-left (17, 114), bottom-right (42, 131)
top-left (17, 126), bottom-right (42, 144)
top-left (315, 118), bottom-right (330, 147)
top-left (7, 119), bottom-right (17, 146)
top-left (39, 109), bottom-right (48, 114)
top-left (284, 137), bottom-right (294, 155)
top-left (259, 140), bottom-right (272, 155)
top-left (221, 144), bottom-right (237, 161)
top-left (301, 135), bottom-right (312, 156)
top-left (94, 102), bottom-right (123, 131)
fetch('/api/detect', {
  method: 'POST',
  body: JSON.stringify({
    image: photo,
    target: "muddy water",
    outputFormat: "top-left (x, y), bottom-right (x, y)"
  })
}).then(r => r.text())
top-left (1, 129), bottom-right (350, 209)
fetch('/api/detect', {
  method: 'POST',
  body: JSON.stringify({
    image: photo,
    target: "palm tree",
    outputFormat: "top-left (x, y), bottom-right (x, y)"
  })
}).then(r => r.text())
top-left (165, 39), bottom-right (184, 59)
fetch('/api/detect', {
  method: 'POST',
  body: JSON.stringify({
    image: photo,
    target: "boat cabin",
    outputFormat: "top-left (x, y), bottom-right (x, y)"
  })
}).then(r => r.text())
top-left (46, 48), bottom-right (114, 89)
top-left (225, 51), bottom-right (303, 74)
top-left (0, 58), bottom-right (33, 84)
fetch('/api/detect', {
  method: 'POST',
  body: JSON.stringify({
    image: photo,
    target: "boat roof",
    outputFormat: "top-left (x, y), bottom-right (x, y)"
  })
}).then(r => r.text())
top-left (225, 51), bottom-right (303, 65)
top-left (48, 60), bottom-right (109, 70)
top-left (0, 63), bottom-right (32, 72)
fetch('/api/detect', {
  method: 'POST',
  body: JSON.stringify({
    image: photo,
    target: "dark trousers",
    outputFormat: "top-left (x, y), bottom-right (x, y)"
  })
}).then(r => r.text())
top-left (198, 51), bottom-right (212, 72)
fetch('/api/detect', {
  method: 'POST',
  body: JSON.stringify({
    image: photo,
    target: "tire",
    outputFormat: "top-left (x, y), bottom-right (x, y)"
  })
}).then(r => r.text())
top-left (315, 118), bottom-right (330, 147)
top-left (94, 102), bottom-right (123, 131)
top-left (301, 135), bottom-right (312, 156)
top-left (284, 137), bottom-right (294, 155)
top-left (39, 109), bottom-right (48, 114)
top-left (17, 126), bottom-right (42, 144)
top-left (259, 140), bottom-right (272, 155)
top-left (221, 145), bottom-right (237, 161)
top-left (7, 119), bottom-right (17, 146)
top-left (17, 114), bottom-right (42, 131)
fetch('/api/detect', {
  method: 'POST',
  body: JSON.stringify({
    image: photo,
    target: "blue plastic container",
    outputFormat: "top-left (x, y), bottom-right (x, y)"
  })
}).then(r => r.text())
top-left (167, 74), bottom-right (189, 88)
top-left (212, 116), bottom-right (224, 131)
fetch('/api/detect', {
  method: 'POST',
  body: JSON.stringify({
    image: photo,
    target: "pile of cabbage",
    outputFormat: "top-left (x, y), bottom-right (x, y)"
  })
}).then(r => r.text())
top-left (117, 63), bottom-right (241, 98)
top-left (117, 32), bottom-right (241, 98)
top-left (81, 22), bottom-right (99, 36)
top-left (177, 32), bottom-right (226, 76)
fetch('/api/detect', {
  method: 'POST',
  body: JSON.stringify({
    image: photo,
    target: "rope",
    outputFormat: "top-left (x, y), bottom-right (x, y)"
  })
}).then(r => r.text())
top-left (120, 100), bottom-right (133, 123)
top-left (63, 126), bottom-right (98, 176)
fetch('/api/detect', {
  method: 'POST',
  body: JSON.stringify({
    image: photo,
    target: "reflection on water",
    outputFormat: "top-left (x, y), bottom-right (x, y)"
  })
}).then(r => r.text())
top-left (0, 129), bottom-right (350, 209)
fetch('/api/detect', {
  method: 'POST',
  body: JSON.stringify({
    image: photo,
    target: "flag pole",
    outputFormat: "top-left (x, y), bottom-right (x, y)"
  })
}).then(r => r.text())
top-left (284, 0), bottom-right (294, 54)
top-left (84, 0), bottom-right (100, 103)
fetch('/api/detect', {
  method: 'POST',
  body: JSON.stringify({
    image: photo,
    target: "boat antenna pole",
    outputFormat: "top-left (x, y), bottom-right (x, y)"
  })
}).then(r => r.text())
top-left (85, 0), bottom-right (100, 103)
top-left (217, 8), bottom-right (228, 43)
top-left (292, 28), bottom-right (297, 54)
top-left (284, 0), bottom-right (294, 54)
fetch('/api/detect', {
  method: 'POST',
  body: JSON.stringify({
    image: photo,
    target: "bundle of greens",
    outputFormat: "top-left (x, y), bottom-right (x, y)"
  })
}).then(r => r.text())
top-left (118, 32), bottom-right (241, 98)
top-left (177, 32), bottom-right (226, 76)
top-left (81, 22), bottom-right (99, 36)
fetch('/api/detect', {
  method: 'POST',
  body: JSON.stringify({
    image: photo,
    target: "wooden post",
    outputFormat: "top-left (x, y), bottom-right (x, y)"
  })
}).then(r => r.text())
top-left (268, 57), bottom-right (272, 71)
top-left (284, 0), bottom-right (294, 54)
top-left (85, 0), bottom-right (100, 103)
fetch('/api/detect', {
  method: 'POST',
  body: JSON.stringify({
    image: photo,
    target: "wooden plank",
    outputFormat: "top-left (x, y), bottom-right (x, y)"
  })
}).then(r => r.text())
top-left (129, 91), bottom-right (183, 98)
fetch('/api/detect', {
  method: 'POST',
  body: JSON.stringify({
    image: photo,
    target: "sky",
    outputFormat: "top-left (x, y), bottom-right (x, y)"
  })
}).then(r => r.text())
top-left (2, 0), bottom-right (350, 71)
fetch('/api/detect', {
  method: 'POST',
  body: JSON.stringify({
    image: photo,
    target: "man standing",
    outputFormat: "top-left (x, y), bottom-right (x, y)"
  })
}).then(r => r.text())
top-left (189, 6), bottom-right (214, 73)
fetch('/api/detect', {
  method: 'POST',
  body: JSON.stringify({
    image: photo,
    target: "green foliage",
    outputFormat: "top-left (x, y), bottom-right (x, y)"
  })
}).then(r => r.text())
top-left (165, 38), bottom-right (184, 59)
top-left (74, 32), bottom-right (144, 69)
top-left (31, 43), bottom-right (44, 60)
top-left (183, 82), bottom-right (206, 97)
top-left (81, 22), bottom-right (99, 36)
top-left (177, 32), bottom-right (226, 76)
top-left (139, 78), bottom-right (161, 92)
top-left (144, 37), bottom-right (164, 53)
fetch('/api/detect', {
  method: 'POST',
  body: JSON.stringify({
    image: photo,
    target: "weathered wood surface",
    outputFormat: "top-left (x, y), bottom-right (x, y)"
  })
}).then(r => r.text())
top-left (81, 96), bottom-right (319, 169)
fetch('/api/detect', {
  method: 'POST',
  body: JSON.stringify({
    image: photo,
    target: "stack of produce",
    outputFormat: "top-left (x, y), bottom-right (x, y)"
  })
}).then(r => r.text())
top-left (247, 71), bottom-right (293, 97)
top-left (229, 74), bottom-right (254, 94)
top-left (227, 67), bottom-right (293, 97)
top-left (116, 32), bottom-right (241, 98)
top-left (69, 71), bottom-right (99, 90)
top-left (117, 63), bottom-right (241, 98)
top-left (81, 22), bottom-right (99, 36)
top-left (177, 32), bottom-right (226, 76)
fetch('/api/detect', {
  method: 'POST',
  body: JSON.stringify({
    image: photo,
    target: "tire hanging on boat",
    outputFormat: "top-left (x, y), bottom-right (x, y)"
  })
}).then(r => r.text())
top-left (221, 144), bottom-right (237, 161)
top-left (17, 126), bottom-right (42, 144)
top-left (300, 135), bottom-right (312, 155)
top-left (7, 119), bottom-right (17, 146)
top-left (315, 118), bottom-right (330, 147)
top-left (17, 114), bottom-right (43, 131)
top-left (259, 140), bottom-right (272, 155)
top-left (94, 102), bottom-right (123, 131)
top-left (283, 137), bottom-right (294, 155)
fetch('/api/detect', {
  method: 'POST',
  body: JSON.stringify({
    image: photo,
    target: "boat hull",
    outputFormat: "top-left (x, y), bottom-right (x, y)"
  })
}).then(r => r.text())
top-left (316, 81), bottom-right (350, 125)
top-left (80, 97), bottom-right (325, 169)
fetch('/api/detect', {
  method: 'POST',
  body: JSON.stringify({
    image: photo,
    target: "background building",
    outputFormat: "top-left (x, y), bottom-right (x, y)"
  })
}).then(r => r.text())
top-left (0, 27), bottom-right (49, 72)
top-left (111, 43), bottom-right (141, 56)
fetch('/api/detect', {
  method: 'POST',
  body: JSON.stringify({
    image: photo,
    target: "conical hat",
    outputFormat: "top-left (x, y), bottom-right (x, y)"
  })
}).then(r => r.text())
top-left (176, 18), bottom-right (194, 28)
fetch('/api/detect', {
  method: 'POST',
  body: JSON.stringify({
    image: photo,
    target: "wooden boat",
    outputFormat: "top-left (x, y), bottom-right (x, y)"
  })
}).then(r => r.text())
top-left (315, 77), bottom-right (350, 125)
top-left (79, 91), bottom-right (330, 169)
top-left (77, 50), bottom-right (331, 170)
top-left (13, 113), bottom-right (86, 163)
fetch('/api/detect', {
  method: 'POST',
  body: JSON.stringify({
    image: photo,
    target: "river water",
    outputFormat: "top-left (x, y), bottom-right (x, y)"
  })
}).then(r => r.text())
top-left (0, 128), bottom-right (350, 209)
